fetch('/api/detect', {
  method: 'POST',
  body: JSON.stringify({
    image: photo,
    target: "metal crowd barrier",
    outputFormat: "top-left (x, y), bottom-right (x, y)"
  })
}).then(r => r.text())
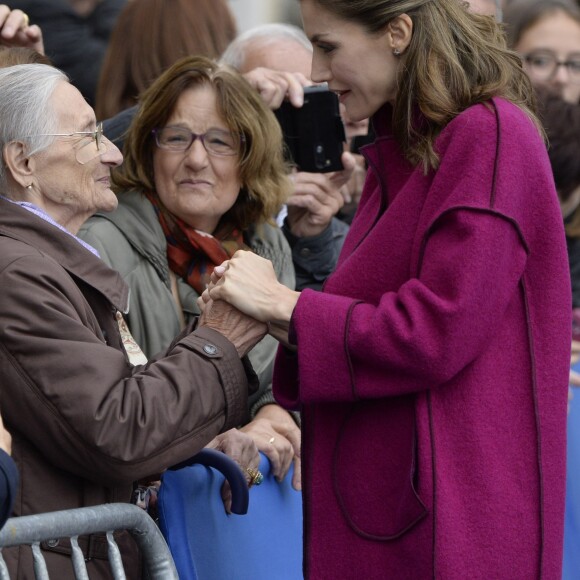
top-left (0, 503), bottom-right (178, 579)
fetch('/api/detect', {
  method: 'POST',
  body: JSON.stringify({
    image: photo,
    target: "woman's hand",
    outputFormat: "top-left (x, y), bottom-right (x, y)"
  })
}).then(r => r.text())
top-left (0, 5), bottom-right (44, 53)
top-left (240, 404), bottom-right (301, 491)
top-left (206, 251), bottom-right (300, 326)
top-left (206, 429), bottom-right (260, 513)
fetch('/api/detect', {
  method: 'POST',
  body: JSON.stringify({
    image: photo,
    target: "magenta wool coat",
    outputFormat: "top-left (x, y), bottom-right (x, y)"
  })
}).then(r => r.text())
top-left (274, 98), bottom-right (571, 579)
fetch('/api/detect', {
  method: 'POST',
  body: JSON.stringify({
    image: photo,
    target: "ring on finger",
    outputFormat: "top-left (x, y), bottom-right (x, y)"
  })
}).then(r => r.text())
top-left (268, 437), bottom-right (275, 445)
top-left (245, 467), bottom-right (264, 487)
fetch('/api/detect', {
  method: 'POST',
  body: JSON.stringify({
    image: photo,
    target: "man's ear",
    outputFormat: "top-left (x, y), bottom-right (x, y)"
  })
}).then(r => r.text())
top-left (3, 141), bottom-right (35, 189)
top-left (387, 13), bottom-right (413, 54)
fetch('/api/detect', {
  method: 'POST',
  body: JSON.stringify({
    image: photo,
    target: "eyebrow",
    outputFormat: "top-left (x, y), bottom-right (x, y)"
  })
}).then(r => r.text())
top-left (309, 33), bottom-right (327, 44)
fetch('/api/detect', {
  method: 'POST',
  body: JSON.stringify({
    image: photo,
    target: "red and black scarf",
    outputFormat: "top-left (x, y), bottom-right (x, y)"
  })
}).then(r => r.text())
top-left (146, 193), bottom-right (248, 294)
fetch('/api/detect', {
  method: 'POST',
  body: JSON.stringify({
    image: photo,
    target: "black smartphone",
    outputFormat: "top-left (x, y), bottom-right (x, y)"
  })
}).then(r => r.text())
top-left (274, 85), bottom-right (346, 173)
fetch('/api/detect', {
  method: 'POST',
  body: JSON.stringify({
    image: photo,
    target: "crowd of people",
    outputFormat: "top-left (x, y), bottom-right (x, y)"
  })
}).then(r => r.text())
top-left (0, 0), bottom-right (578, 578)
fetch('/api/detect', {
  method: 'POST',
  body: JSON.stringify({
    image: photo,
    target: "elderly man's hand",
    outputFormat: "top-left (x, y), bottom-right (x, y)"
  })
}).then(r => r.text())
top-left (0, 5), bottom-right (44, 53)
top-left (242, 67), bottom-right (310, 110)
top-left (199, 297), bottom-right (267, 358)
top-left (286, 151), bottom-right (356, 238)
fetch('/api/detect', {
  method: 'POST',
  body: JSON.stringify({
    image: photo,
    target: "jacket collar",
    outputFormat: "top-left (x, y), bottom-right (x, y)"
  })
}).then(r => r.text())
top-left (0, 196), bottom-right (130, 313)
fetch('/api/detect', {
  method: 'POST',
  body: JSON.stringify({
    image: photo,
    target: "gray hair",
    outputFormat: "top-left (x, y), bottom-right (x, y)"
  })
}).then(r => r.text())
top-left (220, 23), bottom-right (312, 71)
top-left (0, 64), bottom-right (67, 189)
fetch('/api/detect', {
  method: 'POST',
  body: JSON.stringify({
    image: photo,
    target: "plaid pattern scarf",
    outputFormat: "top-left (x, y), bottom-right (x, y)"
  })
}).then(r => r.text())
top-left (146, 193), bottom-right (248, 293)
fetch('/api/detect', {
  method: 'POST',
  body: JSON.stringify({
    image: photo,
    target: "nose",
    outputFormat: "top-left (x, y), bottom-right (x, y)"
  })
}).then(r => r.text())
top-left (310, 53), bottom-right (331, 85)
top-left (100, 138), bottom-right (123, 167)
top-left (184, 136), bottom-right (210, 168)
top-left (551, 62), bottom-right (571, 87)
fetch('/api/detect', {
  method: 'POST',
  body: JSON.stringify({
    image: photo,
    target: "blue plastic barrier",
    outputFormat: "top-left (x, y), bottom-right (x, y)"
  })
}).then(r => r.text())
top-left (158, 450), bottom-right (303, 580)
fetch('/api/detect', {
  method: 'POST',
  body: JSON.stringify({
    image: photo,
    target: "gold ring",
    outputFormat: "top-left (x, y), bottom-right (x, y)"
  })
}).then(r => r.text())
top-left (268, 437), bottom-right (275, 445)
top-left (245, 467), bottom-right (264, 487)
top-left (21, 12), bottom-right (30, 27)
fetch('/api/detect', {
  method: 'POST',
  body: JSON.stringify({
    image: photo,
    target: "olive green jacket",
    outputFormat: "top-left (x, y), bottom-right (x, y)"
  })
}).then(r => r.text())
top-left (79, 190), bottom-right (296, 415)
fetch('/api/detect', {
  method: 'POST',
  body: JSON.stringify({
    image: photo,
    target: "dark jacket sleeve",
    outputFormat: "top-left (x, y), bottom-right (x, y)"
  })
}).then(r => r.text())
top-left (0, 449), bottom-right (18, 529)
top-left (282, 217), bottom-right (349, 291)
top-left (0, 253), bottom-right (251, 486)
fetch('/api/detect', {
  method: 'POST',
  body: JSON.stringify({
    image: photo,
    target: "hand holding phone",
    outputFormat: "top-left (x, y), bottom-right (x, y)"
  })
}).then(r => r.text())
top-left (275, 85), bottom-right (346, 173)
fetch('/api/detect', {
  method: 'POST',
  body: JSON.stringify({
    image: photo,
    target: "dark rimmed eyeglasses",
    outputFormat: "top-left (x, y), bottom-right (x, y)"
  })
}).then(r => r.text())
top-left (523, 51), bottom-right (580, 84)
top-left (152, 126), bottom-right (244, 157)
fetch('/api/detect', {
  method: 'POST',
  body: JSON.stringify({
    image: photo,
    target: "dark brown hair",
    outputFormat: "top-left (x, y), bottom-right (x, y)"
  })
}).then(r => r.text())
top-left (113, 56), bottom-right (291, 230)
top-left (95, 0), bottom-right (237, 120)
top-left (303, 0), bottom-right (540, 172)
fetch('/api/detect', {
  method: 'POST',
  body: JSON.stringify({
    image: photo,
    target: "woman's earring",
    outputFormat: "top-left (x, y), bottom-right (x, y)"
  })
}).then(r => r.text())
top-left (26, 184), bottom-right (33, 190)
top-left (393, 48), bottom-right (401, 56)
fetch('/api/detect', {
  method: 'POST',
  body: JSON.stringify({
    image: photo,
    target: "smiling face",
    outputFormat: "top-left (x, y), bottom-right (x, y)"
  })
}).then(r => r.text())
top-left (516, 10), bottom-right (580, 104)
top-left (31, 81), bottom-right (123, 233)
top-left (152, 84), bottom-right (242, 234)
top-left (301, 0), bottom-right (401, 122)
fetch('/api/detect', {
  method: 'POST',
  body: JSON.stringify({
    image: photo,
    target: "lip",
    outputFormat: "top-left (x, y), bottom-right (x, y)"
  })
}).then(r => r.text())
top-left (332, 89), bottom-right (351, 103)
top-left (179, 179), bottom-right (212, 187)
top-left (96, 176), bottom-right (111, 186)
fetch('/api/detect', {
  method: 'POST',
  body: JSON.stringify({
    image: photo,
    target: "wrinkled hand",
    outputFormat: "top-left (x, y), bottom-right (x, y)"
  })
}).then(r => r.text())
top-left (0, 413), bottom-right (12, 455)
top-left (240, 404), bottom-right (301, 491)
top-left (242, 67), bottom-right (310, 109)
top-left (199, 297), bottom-right (267, 358)
top-left (0, 5), bottom-right (44, 53)
top-left (286, 152), bottom-right (355, 238)
top-left (206, 429), bottom-right (260, 513)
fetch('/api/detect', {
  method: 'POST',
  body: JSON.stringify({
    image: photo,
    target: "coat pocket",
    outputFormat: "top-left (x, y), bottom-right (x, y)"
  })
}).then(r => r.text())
top-left (333, 396), bottom-right (427, 540)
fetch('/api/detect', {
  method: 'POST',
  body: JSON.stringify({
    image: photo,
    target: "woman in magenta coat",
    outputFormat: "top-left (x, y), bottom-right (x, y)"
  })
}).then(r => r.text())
top-left (202, 0), bottom-right (572, 577)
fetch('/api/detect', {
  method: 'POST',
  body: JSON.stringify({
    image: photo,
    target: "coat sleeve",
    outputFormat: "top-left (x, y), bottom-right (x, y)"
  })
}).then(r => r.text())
top-left (285, 208), bottom-right (528, 404)
top-left (0, 449), bottom-right (18, 529)
top-left (0, 253), bottom-right (250, 486)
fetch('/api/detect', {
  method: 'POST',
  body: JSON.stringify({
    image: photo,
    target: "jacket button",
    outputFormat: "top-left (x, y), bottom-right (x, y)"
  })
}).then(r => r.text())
top-left (203, 344), bottom-right (218, 355)
top-left (47, 539), bottom-right (59, 547)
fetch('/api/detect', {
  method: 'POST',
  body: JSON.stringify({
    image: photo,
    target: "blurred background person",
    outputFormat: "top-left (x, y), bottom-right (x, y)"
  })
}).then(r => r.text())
top-left (504, 0), bottom-right (580, 104)
top-left (80, 56), bottom-right (302, 488)
top-left (7, 0), bottom-right (125, 106)
top-left (0, 62), bottom-right (261, 578)
top-left (95, 0), bottom-right (237, 121)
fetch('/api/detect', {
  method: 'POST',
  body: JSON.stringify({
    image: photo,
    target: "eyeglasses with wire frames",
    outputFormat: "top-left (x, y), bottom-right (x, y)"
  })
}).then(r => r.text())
top-left (152, 126), bottom-right (245, 157)
top-left (32, 122), bottom-right (110, 164)
top-left (522, 51), bottom-right (580, 83)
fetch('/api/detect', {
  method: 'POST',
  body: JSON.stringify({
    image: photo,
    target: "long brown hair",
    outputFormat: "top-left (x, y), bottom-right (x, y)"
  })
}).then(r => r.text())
top-left (305, 0), bottom-right (541, 172)
top-left (95, 0), bottom-right (237, 120)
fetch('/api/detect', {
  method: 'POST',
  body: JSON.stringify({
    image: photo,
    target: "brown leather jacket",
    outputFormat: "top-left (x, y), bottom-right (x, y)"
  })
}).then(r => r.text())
top-left (0, 198), bottom-right (253, 578)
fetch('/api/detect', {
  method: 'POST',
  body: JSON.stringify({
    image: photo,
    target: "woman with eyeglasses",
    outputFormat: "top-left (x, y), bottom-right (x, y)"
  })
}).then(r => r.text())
top-left (80, 55), bottom-right (302, 488)
top-left (0, 63), bottom-right (263, 578)
top-left (504, 0), bottom-right (580, 104)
